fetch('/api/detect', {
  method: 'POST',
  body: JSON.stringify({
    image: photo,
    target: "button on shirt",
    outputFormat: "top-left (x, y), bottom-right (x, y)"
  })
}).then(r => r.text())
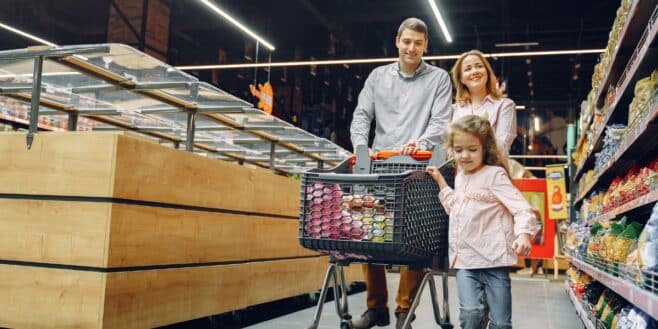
top-left (452, 95), bottom-right (517, 155)
top-left (350, 61), bottom-right (453, 152)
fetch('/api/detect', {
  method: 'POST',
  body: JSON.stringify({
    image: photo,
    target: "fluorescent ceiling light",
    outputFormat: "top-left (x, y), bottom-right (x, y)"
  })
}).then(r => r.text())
top-left (534, 116), bottom-right (541, 131)
top-left (198, 0), bottom-right (275, 51)
top-left (515, 105), bottom-right (526, 110)
top-left (176, 48), bottom-right (604, 70)
top-left (428, 0), bottom-right (453, 43)
top-left (0, 21), bottom-right (57, 47)
top-left (495, 42), bottom-right (539, 48)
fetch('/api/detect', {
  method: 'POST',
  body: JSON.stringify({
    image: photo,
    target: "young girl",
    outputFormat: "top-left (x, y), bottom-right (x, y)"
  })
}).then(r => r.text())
top-left (426, 115), bottom-right (539, 329)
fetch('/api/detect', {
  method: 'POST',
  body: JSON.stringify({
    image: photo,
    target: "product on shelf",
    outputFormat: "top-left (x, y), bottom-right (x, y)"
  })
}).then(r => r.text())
top-left (639, 203), bottom-right (658, 293)
top-left (592, 124), bottom-right (626, 175)
top-left (603, 218), bottom-right (626, 262)
top-left (611, 221), bottom-right (643, 276)
top-left (629, 69), bottom-right (658, 127)
top-left (587, 221), bottom-right (608, 262)
top-left (583, 281), bottom-right (606, 306)
top-left (567, 266), bottom-right (594, 298)
top-left (583, 157), bottom-right (658, 217)
top-left (617, 306), bottom-right (657, 329)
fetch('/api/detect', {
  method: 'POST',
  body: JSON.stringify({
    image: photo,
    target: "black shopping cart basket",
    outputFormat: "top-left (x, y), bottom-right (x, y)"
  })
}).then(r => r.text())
top-left (299, 145), bottom-right (455, 329)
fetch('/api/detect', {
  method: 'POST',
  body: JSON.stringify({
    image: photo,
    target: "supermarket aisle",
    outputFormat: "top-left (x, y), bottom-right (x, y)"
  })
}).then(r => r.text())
top-left (246, 272), bottom-right (583, 329)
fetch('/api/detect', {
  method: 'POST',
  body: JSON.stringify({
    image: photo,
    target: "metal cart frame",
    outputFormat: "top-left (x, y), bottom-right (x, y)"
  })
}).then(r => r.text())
top-left (302, 145), bottom-right (454, 329)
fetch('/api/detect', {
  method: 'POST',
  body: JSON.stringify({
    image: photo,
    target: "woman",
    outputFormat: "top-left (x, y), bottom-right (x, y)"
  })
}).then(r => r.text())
top-left (451, 50), bottom-right (517, 157)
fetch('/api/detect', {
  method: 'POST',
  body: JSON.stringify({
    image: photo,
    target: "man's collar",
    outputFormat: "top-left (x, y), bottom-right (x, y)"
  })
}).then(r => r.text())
top-left (392, 61), bottom-right (427, 78)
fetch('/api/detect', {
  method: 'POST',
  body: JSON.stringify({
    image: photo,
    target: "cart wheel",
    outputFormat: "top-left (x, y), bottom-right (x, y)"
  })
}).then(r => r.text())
top-left (440, 324), bottom-right (453, 329)
top-left (340, 322), bottom-right (353, 329)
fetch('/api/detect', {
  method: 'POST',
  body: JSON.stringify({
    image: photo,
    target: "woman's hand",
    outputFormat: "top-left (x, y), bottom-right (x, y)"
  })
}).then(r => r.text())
top-left (512, 234), bottom-right (532, 256)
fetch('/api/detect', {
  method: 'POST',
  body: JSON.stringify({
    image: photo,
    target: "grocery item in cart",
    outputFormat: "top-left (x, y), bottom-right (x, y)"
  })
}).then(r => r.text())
top-left (298, 151), bottom-right (454, 265)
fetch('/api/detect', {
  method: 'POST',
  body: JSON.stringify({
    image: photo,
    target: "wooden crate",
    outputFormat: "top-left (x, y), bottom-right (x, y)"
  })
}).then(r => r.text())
top-left (0, 132), bottom-right (362, 328)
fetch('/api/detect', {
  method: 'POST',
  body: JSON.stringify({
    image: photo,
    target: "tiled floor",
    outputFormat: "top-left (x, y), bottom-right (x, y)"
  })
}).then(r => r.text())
top-left (245, 273), bottom-right (584, 329)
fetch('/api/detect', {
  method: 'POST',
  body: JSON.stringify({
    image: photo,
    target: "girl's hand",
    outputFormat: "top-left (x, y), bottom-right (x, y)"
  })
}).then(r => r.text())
top-left (426, 166), bottom-right (447, 189)
top-left (512, 234), bottom-right (532, 256)
top-left (426, 166), bottom-right (442, 180)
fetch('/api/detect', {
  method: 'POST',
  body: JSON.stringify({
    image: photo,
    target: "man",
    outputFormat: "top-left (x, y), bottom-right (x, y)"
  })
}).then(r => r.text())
top-left (350, 17), bottom-right (453, 329)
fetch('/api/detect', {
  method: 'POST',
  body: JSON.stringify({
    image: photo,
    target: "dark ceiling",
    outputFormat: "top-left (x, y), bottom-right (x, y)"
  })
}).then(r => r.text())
top-left (0, 0), bottom-right (619, 151)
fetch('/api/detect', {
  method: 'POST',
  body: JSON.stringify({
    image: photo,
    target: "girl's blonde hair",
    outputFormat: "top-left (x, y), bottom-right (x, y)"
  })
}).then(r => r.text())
top-left (447, 114), bottom-right (510, 177)
top-left (451, 50), bottom-right (502, 105)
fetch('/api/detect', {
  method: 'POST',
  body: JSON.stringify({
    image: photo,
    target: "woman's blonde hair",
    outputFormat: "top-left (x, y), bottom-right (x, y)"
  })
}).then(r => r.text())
top-left (451, 50), bottom-right (502, 105)
top-left (446, 114), bottom-right (510, 177)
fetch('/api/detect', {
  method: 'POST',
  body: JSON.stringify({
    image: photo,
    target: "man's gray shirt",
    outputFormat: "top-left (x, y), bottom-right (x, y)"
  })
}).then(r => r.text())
top-left (350, 61), bottom-right (452, 152)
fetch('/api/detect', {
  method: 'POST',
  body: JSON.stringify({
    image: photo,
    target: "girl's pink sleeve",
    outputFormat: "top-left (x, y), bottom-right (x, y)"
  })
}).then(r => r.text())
top-left (489, 167), bottom-right (540, 237)
top-left (438, 187), bottom-right (456, 213)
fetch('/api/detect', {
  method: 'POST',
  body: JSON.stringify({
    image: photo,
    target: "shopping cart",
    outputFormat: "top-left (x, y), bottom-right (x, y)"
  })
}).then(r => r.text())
top-left (299, 145), bottom-right (455, 329)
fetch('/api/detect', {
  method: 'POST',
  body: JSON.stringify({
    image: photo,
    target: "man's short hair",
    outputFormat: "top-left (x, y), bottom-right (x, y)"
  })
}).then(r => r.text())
top-left (397, 17), bottom-right (428, 39)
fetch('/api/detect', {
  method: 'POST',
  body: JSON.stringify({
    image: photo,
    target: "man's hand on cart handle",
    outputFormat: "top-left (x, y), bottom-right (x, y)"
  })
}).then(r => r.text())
top-left (401, 139), bottom-right (418, 155)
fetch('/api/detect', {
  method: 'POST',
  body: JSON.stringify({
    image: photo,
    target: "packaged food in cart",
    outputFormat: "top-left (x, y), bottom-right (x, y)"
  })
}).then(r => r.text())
top-left (298, 147), bottom-right (454, 265)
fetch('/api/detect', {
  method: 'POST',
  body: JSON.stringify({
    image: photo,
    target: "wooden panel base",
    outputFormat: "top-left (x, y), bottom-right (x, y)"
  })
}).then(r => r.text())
top-left (0, 257), bottom-right (363, 329)
top-left (107, 203), bottom-right (317, 267)
top-left (0, 132), bottom-right (300, 217)
top-left (112, 133), bottom-right (300, 216)
top-left (0, 199), bottom-right (110, 267)
top-left (0, 199), bottom-right (316, 267)
top-left (0, 132), bottom-right (118, 197)
top-left (0, 264), bottom-right (105, 329)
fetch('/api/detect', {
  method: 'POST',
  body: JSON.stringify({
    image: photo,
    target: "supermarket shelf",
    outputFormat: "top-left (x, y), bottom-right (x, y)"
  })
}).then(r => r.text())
top-left (575, 0), bottom-right (649, 154)
top-left (0, 113), bottom-right (65, 131)
top-left (568, 256), bottom-right (658, 319)
top-left (566, 282), bottom-right (596, 329)
top-left (574, 1), bottom-right (658, 179)
top-left (586, 190), bottom-right (658, 225)
top-left (575, 99), bottom-right (658, 204)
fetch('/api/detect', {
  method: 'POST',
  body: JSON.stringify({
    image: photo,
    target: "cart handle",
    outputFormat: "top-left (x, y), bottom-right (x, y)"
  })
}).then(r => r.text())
top-left (349, 150), bottom-right (433, 165)
top-left (371, 150), bottom-right (433, 161)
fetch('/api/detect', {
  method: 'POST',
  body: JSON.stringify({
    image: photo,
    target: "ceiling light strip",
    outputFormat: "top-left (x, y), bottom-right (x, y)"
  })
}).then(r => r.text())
top-left (428, 0), bottom-right (453, 43)
top-left (198, 0), bottom-right (275, 51)
top-left (176, 48), bottom-right (605, 70)
top-left (0, 21), bottom-right (57, 47)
